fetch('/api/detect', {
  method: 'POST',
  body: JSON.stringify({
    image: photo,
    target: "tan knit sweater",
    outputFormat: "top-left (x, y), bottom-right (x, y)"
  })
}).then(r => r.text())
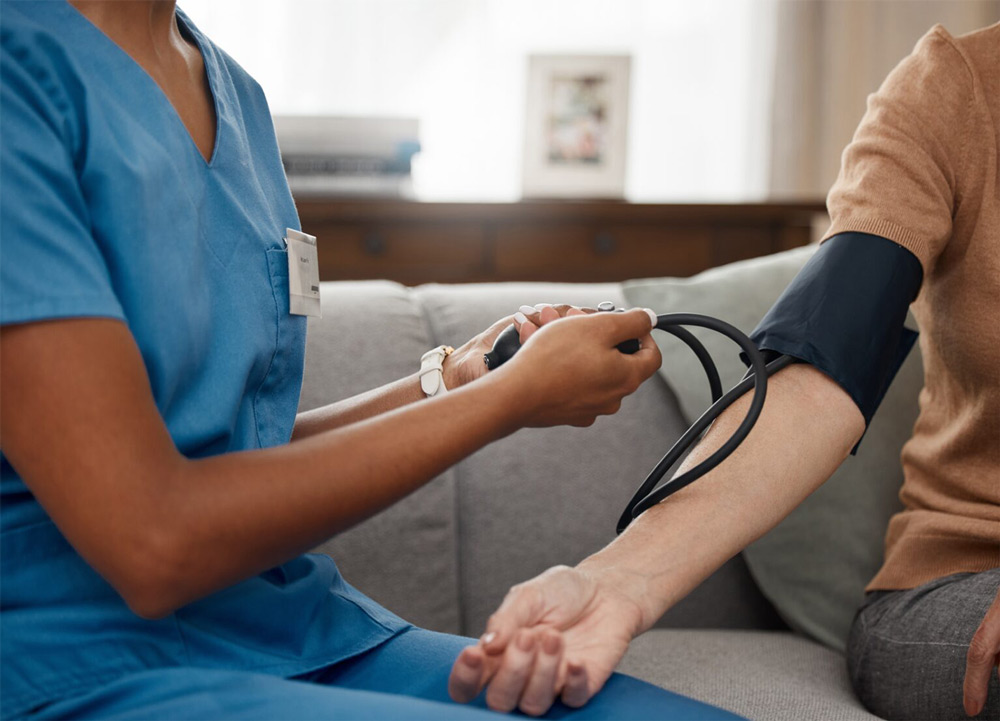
top-left (822, 23), bottom-right (1000, 590)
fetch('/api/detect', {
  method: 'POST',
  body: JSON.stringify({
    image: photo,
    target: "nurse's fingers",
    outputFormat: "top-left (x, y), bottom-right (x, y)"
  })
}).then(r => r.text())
top-left (517, 318), bottom-right (540, 344)
top-left (517, 304), bottom-right (593, 330)
top-left (517, 304), bottom-right (590, 343)
top-left (518, 631), bottom-right (564, 716)
top-left (537, 305), bottom-right (560, 325)
top-left (485, 629), bottom-right (539, 712)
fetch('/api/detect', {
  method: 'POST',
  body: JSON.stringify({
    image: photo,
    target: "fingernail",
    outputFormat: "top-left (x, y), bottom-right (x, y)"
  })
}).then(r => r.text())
top-left (534, 303), bottom-right (551, 311)
top-left (480, 631), bottom-right (497, 646)
top-left (518, 305), bottom-right (535, 315)
top-left (542, 633), bottom-right (560, 655)
top-left (516, 632), bottom-right (535, 652)
top-left (513, 312), bottom-right (527, 325)
top-left (644, 308), bottom-right (658, 327)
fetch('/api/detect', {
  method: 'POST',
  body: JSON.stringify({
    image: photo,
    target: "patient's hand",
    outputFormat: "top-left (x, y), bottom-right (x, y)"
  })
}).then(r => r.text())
top-left (447, 564), bottom-right (646, 716)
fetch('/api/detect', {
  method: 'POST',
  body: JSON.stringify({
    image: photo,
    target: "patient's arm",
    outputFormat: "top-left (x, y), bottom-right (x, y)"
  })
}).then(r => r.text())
top-left (449, 361), bottom-right (864, 715)
top-left (587, 362), bottom-right (864, 624)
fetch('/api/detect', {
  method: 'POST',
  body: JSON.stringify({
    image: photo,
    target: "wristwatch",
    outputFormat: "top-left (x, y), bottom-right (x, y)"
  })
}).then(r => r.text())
top-left (419, 345), bottom-right (454, 397)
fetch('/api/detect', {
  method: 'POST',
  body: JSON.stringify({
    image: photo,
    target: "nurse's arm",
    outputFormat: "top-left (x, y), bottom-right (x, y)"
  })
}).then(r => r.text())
top-left (0, 311), bottom-right (657, 621)
top-left (290, 306), bottom-right (577, 440)
top-left (290, 313), bottom-right (517, 440)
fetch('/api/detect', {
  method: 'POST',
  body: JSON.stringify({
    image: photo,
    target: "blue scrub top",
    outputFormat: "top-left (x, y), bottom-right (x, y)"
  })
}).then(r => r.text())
top-left (0, 3), bottom-right (405, 718)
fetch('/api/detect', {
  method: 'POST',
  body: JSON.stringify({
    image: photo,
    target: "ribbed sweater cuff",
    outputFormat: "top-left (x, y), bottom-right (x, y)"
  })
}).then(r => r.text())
top-left (821, 217), bottom-right (931, 272)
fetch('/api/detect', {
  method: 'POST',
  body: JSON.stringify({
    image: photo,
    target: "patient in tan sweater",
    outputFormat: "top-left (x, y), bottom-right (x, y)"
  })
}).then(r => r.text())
top-left (824, 21), bottom-right (1000, 721)
top-left (448, 21), bottom-right (998, 721)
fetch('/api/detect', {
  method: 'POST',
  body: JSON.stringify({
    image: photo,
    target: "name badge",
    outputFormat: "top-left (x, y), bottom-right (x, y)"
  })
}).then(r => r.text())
top-left (284, 228), bottom-right (321, 317)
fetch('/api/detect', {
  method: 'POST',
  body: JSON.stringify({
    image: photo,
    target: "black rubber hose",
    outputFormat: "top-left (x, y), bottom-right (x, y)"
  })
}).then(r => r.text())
top-left (620, 354), bottom-right (795, 531)
top-left (615, 313), bottom-right (784, 533)
top-left (659, 325), bottom-right (724, 403)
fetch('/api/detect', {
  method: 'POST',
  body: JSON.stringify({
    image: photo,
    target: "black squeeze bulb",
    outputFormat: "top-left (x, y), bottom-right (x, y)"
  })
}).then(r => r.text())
top-left (483, 323), bottom-right (522, 370)
top-left (483, 303), bottom-right (642, 371)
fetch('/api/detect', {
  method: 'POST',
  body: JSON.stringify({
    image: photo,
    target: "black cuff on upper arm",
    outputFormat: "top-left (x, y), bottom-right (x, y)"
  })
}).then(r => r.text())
top-left (743, 232), bottom-right (922, 451)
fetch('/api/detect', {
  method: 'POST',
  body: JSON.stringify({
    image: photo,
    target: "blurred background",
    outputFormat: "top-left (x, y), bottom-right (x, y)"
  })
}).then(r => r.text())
top-left (181, 0), bottom-right (998, 284)
top-left (183, 0), bottom-right (997, 202)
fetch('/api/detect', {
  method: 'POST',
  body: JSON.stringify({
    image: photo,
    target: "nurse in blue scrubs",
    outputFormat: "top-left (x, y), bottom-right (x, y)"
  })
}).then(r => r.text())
top-left (0, 2), bottom-right (740, 719)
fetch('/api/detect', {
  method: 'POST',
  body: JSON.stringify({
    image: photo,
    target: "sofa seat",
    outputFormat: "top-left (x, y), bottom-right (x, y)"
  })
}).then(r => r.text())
top-left (619, 629), bottom-right (879, 721)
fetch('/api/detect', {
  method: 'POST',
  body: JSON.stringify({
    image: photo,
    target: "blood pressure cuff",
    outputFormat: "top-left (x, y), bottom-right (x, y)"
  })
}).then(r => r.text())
top-left (745, 232), bottom-right (922, 451)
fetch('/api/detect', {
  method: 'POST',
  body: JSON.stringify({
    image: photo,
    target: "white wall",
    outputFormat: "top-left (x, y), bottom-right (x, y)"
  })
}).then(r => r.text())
top-left (181, 0), bottom-right (777, 202)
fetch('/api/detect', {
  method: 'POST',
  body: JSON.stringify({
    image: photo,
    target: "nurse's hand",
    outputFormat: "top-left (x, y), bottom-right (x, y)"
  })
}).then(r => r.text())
top-left (442, 304), bottom-right (590, 390)
top-left (499, 307), bottom-right (660, 429)
top-left (448, 564), bottom-right (647, 715)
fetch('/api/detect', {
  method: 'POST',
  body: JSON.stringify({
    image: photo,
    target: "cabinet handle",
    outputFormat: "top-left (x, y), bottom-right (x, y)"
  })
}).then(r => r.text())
top-left (362, 231), bottom-right (386, 256)
top-left (593, 231), bottom-right (617, 255)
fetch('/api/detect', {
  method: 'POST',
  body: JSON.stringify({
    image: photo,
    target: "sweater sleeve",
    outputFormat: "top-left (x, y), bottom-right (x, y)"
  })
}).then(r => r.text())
top-left (822, 25), bottom-right (975, 275)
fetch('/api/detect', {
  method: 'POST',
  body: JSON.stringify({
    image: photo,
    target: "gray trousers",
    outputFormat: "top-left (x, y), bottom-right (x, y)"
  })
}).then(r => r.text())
top-left (847, 568), bottom-right (1000, 721)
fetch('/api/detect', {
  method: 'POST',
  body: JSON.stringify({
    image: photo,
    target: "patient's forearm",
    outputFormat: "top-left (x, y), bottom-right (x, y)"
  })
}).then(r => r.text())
top-left (578, 363), bottom-right (865, 631)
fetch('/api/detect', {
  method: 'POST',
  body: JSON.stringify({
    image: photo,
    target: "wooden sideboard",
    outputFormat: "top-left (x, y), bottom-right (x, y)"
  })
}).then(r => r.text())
top-left (295, 199), bottom-right (827, 285)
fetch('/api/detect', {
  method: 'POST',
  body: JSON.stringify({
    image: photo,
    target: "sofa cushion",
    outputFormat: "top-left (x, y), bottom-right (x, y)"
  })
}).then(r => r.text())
top-left (300, 281), bottom-right (461, 634)
top-left (414, 283), bottom-right (782, 636)
top-left (618, 629), bottom-right (881, 721)
top-left (622, 250), bottom-right (922, 651)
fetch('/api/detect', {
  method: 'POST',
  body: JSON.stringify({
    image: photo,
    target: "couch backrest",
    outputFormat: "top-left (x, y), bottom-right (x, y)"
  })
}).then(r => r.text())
top-left (300, 280), bottom-right (783, 636)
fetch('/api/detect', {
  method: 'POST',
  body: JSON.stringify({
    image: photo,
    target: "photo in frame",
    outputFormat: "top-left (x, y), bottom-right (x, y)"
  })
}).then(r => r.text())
top-left (522, 54), bottom-right (631, 199)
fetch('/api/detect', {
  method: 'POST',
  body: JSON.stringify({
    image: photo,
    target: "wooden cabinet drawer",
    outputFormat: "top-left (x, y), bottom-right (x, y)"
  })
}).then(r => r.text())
top-left (313, 223), bottom-right (487, 283)
top-left (494, 224), bottom-right (714, 281)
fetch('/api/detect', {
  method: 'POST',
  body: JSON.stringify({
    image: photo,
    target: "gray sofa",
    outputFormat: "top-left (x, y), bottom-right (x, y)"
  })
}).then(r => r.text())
top-left (298, 251), bottom-right (918, 720)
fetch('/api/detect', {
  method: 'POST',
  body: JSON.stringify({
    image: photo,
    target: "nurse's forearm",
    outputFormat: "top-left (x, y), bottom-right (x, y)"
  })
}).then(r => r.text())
top-left (133, 370), bottom-right (526, 618)
top-left (577, 363), bottom-right (865, 631)
top-left (291, 335), bottom-right (492, 440)
top-left (291, 374), bottom-right (426, 440)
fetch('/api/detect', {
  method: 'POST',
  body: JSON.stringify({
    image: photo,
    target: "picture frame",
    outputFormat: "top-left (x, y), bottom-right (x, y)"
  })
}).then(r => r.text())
top-left (521, 54), bottom-right (631, 199)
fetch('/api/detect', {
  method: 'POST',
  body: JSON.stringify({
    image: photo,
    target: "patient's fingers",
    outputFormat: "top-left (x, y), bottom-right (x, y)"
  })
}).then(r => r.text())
top-left (518, 631), bottom-right (564, 716)
top-left (485, 630), bottom-right (539, 712)
top-left (448, 644), bottom-right (494, 703)
top-left (560, 661), bottom-right (591, 708)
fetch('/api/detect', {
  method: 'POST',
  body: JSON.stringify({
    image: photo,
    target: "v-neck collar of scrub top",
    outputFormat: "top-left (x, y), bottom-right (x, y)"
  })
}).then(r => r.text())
top-left (62, 1), bottom-right (223, 168)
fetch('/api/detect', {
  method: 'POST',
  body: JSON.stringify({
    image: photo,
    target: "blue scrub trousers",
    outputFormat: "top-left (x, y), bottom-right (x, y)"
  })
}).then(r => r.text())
top-left (33, 628), bottom-right (742, 719)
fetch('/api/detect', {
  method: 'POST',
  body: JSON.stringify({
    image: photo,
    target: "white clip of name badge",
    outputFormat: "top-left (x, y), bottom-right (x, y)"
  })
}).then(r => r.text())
top-left (284, 228), bottom-right (321, 317)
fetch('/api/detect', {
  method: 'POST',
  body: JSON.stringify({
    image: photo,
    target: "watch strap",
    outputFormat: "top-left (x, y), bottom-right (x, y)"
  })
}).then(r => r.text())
top-left (419, 345), bottom-right (454, 396)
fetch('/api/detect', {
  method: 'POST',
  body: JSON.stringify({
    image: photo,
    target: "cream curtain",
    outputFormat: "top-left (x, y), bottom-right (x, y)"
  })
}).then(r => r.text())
top-left (768, 0), bottom-right (1000, 199)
